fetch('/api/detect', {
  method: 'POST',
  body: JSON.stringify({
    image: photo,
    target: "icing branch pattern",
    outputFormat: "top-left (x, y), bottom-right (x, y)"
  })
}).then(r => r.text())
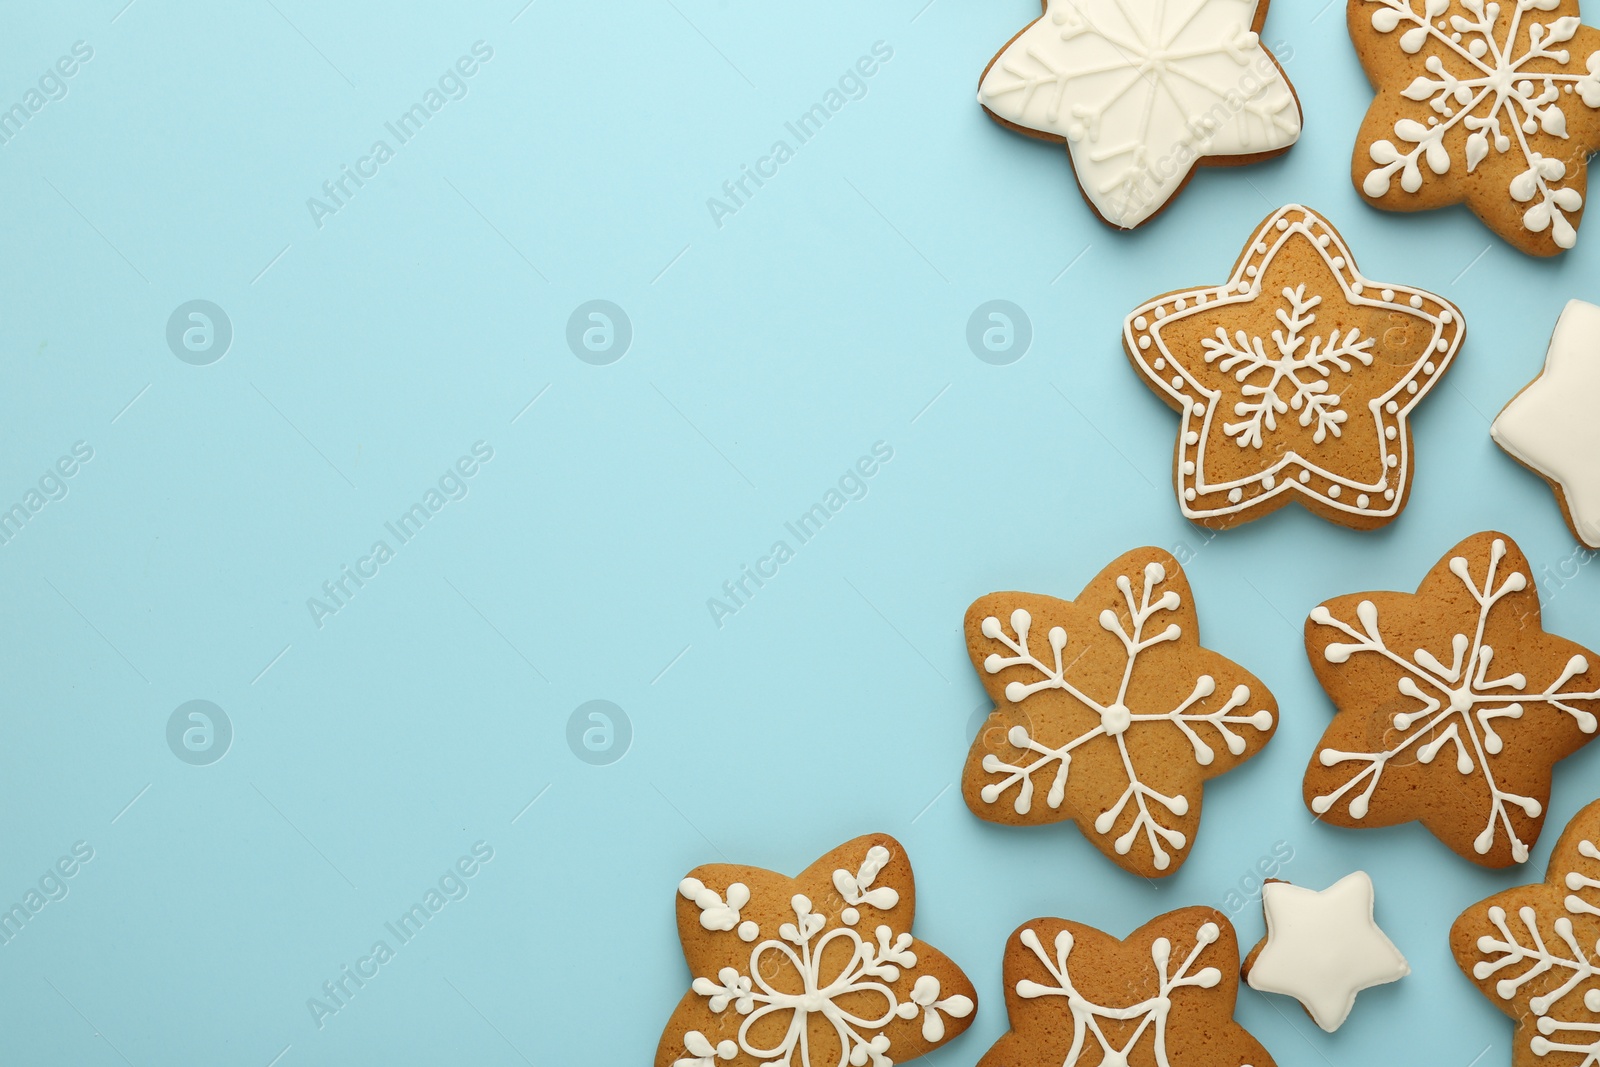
top-left (1361, 0), bottom-right (1600, 248)
top-left (1471, 838), bottom-right (1600, 1062)
top-left (674, 845), bottom-right (973, 1067)
top-left (1202, 284), bottom-right (1377, 448)
top-left (977, 561), bottom-right (1273, 871)
top-left (978, 0), bottom-right (1299, 227)
top-left (1014, 919), bottom-right (1224, 1066)
top-left (1309, 537), bottom-right (1600, 862)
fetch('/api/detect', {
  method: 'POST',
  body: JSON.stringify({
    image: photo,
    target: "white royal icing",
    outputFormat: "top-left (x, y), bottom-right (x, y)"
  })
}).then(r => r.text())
top-left (1309, 537), bottom-right (1600, 862)
top-left (1015, 919), bottom-right (1224, 1066)
top-left (1474, 837), bottom-right (1600, 1061)
top-left (978, 0), bottom-right (1300, 227)
top-left (1244, 871), bottom-right (1409, 1032)
top-left (1491, 300), bottom-right (1600, 548)
top-left (677, 846), bottom-right (973, 1067)
top-left (1124, 204), bottom-right (1465, 525)
top-left (976, 559), bottom-right (1273, 871)
top-left (1359, 0), bottom-right (1600, 250)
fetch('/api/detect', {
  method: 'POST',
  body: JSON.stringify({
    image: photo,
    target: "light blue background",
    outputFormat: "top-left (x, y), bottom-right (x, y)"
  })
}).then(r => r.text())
top-left (2, 1), bottom-right (1598, 1064)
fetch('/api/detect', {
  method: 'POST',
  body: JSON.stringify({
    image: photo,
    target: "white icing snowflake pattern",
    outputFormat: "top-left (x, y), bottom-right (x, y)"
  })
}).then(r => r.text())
top-left (977, 561), bottom-right (1274, 870)
top-left (1309, 537), bottom-right (1600, 862)
top-left (1472, 837), bottom-right (1600, 1063)
top-left (978, 0), bottom-right (1300, 226)
top-left (1203, 284), bottom-right (1378, 448)
top-left (677, 846), bottom-right (973, 1067)
top-left (1015, 919), bottom-right (1224, 1066)
top-left (1360, 0), bottom-right (1600, 249)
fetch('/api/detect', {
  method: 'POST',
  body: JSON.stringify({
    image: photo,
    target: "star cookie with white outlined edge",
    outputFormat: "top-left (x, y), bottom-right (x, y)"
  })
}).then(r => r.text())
top-left (1303, 531), bottom-right (1600, 867)
top-left (977, 0), bottom-right (1301, 229)
top-left (655, 833), bottom-right (977, 1067)
top-left (1492, 300), bottom-right (1600, 548)
top-left (962, 547), bottom-right (1277, 878)
top-left (1242, 871), bottom-right (1410, 1031)
top-left (1451, 798), bottom-right (1600, 1067)
top-left (977, 907), bottom-right (1276, 1067)
top-left (1124, 203), bottom-right (1465, 530)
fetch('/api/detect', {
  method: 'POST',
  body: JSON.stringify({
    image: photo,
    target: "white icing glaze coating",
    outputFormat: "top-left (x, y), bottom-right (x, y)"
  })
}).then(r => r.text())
top-left (676, 846), bottom-right (973, 1067)
top-left (1309, 537), bottom-right (1600, 862)
top-left (1244, 871), bottom-right (1409, 1032)
top-left (1124, 204), bottom-right (1464, 524)
top-left (1491, 300), bottom-right (1600, 548)
top-left (1358, 0), bottom-right (1600, 250)
top-left (1473, 836), bottom-right (1600, 1061)
top-left (978, 0), bottom-right (1300, 227)
top-left (1015, 919), bottom-right (1224, 1067)
top-left (976, 560), bottom-right (1273, 871)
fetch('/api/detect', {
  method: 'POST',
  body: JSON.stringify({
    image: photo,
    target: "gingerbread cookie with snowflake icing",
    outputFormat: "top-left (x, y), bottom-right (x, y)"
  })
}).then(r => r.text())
top-left (1304, 531), bottom-right (1600, 867)
top-left (655, 833), bottom-right (977, 1067)
top-left (1351, 0), bottom-right (1600, 255)
top-left (1125, 203), bottom-right (1465, 530)
top-left (1452, 798), bottom-right (1600, 1067)
top-left (977, 906), bottom-right (1276, 1067)
top-left (962, 547), bottom-right (1277, 878)
top-left (977, 0), bottom-right (1302, 229)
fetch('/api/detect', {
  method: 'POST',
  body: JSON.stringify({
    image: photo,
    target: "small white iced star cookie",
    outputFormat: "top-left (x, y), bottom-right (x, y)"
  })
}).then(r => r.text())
top-left (1492, 300), bottom-right (1600, 549)
top-left (1241, 871), bottom-right (1409, 1031)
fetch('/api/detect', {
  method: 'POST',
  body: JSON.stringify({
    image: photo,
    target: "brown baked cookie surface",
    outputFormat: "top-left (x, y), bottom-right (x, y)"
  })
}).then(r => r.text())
top-left (978, 906), bottom-right (1275, 1067)
top-left (1124, 204), bottom-right (1464, 531)
top-left (1349, 0), bottom-right (1600, 256)
top-left (1303, 531), bottom-right (1600, 867)
top-left (655, 833), bottom-right (976, 1067)
top-left (1451, 798), bottom-right (1600, 1067)
top-left (961, 547), bottom-right (1277, 878)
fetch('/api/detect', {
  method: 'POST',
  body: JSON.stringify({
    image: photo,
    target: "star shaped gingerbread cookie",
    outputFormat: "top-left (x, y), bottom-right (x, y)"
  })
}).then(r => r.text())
top-left (977, 907), bottom-right (1276, 1067)
top-left (978, 0), bottom-right (1301, 228)
top-left (1242, 871), bottom-right (1410, 1031)
top-left (1303, 531), bottom-right (1600, 867)
top-left (1351, 0), bottom-right (1600, 256)
top-left (1492, 300), bottom-right (1600, 548)
top-left (962, 547), bottom-right (1277, 877)
top-left (655, 833), bottom-right (977, 1067)
top-left (1452, 799), bottom-right (1600, 1067)
top-left (1124, 203), bottom-right (1465, 530)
